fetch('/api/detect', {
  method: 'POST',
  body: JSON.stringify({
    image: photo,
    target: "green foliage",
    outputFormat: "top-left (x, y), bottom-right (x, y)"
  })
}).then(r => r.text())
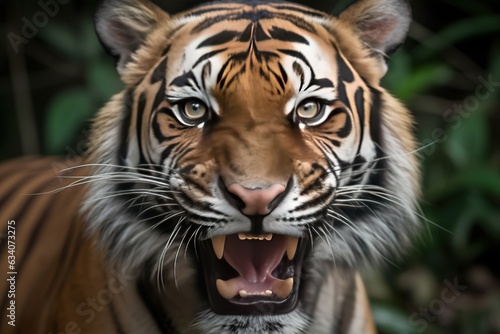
top-left (39, 19), bottom-right (122, 154)
top-left (44, 87), bottom-right (94, 153)
top-left (371, 2), bottom-right (500, 333)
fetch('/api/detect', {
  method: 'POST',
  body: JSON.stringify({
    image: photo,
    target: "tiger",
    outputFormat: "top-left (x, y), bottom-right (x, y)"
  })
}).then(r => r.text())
top-left (0, 0), bottom-right (420, 333)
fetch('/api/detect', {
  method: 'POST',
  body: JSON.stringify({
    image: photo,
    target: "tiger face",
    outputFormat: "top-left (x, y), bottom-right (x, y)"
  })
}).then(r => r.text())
top-left (88, 0), bottom-right (418, 331)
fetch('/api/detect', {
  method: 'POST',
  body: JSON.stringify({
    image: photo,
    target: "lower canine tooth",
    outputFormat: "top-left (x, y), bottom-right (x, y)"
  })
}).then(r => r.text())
top-left (239, 290), bottom-right (249, 298)
top-left (273, 278), bottom-right (294, 299)
top-left (211, 235), bottom-right (226, 260)
top-left (286, 237), bottom-right (299, 260)
top-left (216, 279), bottom-right (235, 300)
top-left (265, 290), bottom-right (273, 296)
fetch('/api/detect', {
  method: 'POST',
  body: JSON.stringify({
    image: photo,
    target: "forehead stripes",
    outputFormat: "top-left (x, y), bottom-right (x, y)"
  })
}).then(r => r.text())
top-left (190, 8), bottom-right (320, 33)
top-left (118, 1), bottom-right (385, 191)
top-left (196, 25), bottom-right (309, 49)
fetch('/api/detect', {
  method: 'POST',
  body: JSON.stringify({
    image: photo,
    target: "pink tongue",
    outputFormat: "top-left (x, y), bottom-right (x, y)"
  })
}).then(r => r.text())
top-left (224, 234), bottom-right (287, 283)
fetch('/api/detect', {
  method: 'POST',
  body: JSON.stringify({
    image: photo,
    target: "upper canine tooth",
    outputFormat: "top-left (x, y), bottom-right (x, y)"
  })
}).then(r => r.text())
top-left (211, 235), bottom-right (226, 259)
top-left (286, 237), bottom-right (299, 260)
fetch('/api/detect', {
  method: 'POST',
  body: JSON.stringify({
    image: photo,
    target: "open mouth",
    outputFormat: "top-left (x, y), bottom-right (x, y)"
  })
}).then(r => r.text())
top-left (200, 233), bottom-right (307, 315)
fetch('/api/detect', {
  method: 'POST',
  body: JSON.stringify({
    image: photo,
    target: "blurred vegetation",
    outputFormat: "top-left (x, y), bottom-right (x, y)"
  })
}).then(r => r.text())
top-left (1, 0), bottom-right (499, 333)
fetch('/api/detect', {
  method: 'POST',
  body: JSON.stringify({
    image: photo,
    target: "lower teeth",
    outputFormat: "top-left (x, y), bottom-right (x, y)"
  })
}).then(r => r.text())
top-left (239, 290), bottom-right (274, 298)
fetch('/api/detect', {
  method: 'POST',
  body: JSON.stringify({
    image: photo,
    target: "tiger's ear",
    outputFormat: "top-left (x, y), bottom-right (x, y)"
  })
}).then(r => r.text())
top-left (339, 0), bottom-right (411, 61)
top-left (95, 0), bottom-right (169, 76)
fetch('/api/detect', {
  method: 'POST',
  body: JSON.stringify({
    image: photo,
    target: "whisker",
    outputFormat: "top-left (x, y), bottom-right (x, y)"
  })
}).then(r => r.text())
top-left (174, 225), bottom-right (191, 289)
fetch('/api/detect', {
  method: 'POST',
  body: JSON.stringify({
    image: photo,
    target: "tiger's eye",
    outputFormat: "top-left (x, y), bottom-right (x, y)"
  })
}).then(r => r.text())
top-left (296, 100), bottom-right (320, 119)
top-left (183, 100), bottom-right (207, 120)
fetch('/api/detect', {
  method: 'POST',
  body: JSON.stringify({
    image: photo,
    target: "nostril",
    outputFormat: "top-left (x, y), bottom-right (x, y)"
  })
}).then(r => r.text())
top-left (227, 183), bottom-right (286, 216)
top-left (228, 190), bottom-right (246, 210)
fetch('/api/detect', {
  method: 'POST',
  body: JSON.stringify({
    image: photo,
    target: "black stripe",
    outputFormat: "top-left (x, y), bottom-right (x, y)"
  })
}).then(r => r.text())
top-left (185, 6), bottom-right (238, 18)
top-left (152, 78), bottom-right (167, 112)
top-left (330, 108), bottom-right (352, 138)
top-left (109, 299), bottom-right (127, 334)
top-left (151, 58), bottom-right (167, 84)
top-left (136, 92), bottom-right (148, 166)
top-left (161, 44), bottom-right (171, 57)
top-left (191, 10), bottom-right (316, 34)
top-left (271, 4), bottom-right (327, 18)
top-left (169, 71), bottom-right (196, 88)
top-left (354, 87), bottom-right (365, 154)
top-left (152, 110), bottom-right (181, 142)
top-left (279, 49), bottom-right (313, 73)
top-left (0, 157), bottom-right (40, 179)
top-left (278, 62), bottom-right (288, 85)
top-left (336, 75), bottom-right (351, 110)
top-left (191, 13), bottom-right (236, 33)
top-left (292, 61), bottom-right (305, 91)
top-left (310, 77), bottom-right (335, 89)
top-left (193, 48), bottom-right (228, 69)
top-left (238, 23), bottom-right (253, 42)
top-left (138, 276), bottom-right (179, 334)
top-left (269, 68), bottom-right (286, 91)
top-left (255, 22), bottom-right (271, 41)
top-left (118, 89), bottom-right (134, 166)
top-left (0, 174), bottom-right (64, 319)
top-left (0, 160), bottom-right (55, 209)
top-left (365, 87), bottom-right (386, 189)
top-left (268, 26), bottom-right (309, 44)
top-left (335, 274), bottom-right (356, 334)
top-left (272, 12), bottom-right (316, 33)
top-left (369, 87), bottom-right (383, 146)
top-left (216, 57), bottom-right (233, 88)
top-left (336, 50), bottom-right (354, 83)
top-left (197, 30), bottom-right (241, 48)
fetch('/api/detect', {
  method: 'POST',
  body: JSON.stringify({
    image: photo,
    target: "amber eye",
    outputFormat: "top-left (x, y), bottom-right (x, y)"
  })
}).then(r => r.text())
top-left (182, 99), bottom-right (208, 120)
top-left (296, 100), bottom-right (320, 120)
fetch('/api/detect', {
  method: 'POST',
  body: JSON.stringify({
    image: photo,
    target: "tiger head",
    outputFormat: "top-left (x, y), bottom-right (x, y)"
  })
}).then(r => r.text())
top-left (87, 0), bottom-right (419, 331)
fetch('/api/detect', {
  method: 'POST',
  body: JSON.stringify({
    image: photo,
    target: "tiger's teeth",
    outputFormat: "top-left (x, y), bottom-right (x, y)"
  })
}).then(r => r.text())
top-left (238, 233), bottom-right (273, 241)
top-left (286, 236), bottom-right (299, 260)
top-left (238, 290), bottom-right (274, 298)
top-left (211, 235), bottom-right (226, 260)
top-left (273, 278), bottom-right (294, 299)
top-left (216, 279), bottom-right (234, 299)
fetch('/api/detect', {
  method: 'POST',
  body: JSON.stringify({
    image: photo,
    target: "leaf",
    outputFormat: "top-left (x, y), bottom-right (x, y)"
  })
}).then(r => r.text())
top-left (87, 60), bottom-right (123, 102)
top-left (445, 114), bottom-right (488, 168)
top-left (371, 304), bottom-right (420, 334)
top-left (395, 64), bottom-right (453, 101)
top-left (331, 0), bottom-right (355, 15)
top-left (414, 15), bottom-right (500, 61)
top-left (80, 19), bottom-right (104, 61)
top-left (426, 168), bottom-right (500, 201)
top-left (44, 88), bottom-right (94, 154)
top-left (38, 23), bottom-right (81, 59)
top-left (382, 49), bottom-right (411, 92)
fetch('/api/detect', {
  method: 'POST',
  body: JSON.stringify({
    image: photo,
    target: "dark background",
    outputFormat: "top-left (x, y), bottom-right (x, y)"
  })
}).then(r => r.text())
top-left (1, 0), bottom-right (499, 333)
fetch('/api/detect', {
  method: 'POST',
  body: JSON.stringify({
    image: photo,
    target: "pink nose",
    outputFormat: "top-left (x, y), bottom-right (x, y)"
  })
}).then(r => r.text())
top-left (227, 183), bottom-right (286, 216)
